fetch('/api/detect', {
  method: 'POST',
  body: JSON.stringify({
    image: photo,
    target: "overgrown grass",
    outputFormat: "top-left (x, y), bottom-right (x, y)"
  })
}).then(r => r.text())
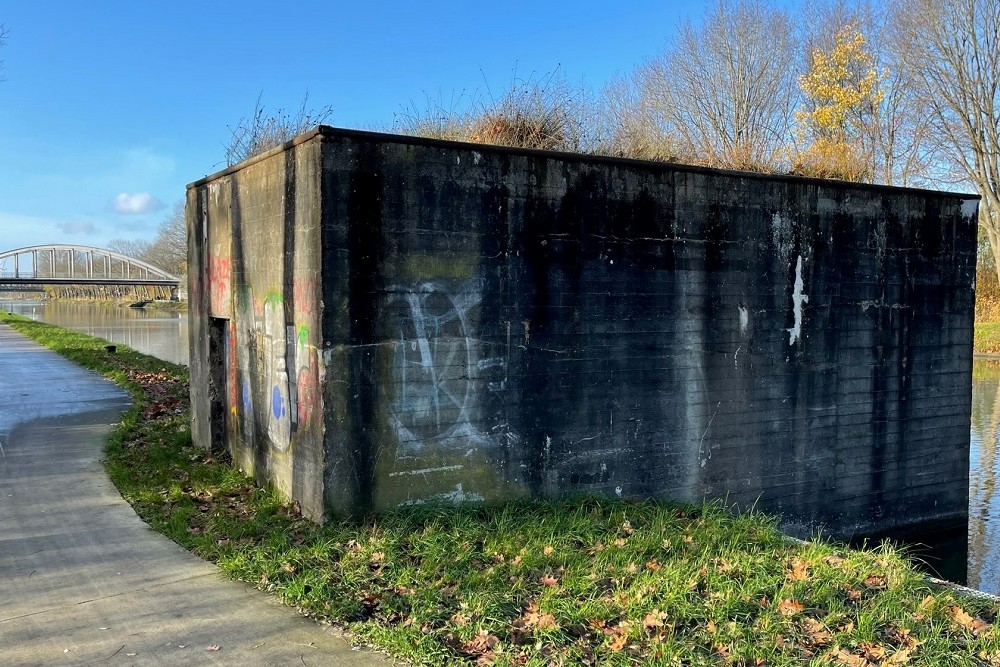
top-left (4, 311), bottom-right (1000, 666)
top-left (975, 322), bottom-right (1000, 356)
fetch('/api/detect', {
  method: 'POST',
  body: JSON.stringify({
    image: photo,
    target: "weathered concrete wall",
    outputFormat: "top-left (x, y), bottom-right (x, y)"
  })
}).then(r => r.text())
top-left (189, 127), bottom-right (977, 537)
top-left (187, 138), bottom-right (325, 520)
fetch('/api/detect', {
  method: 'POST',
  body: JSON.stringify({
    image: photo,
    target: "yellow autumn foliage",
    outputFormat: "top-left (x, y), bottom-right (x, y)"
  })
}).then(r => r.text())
top-left (795, 23), bottom-right (883, 181)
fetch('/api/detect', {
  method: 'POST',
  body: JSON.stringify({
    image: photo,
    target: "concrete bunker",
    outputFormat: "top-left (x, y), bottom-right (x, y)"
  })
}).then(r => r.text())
top-left (186, 126), bottom-right (978, 539)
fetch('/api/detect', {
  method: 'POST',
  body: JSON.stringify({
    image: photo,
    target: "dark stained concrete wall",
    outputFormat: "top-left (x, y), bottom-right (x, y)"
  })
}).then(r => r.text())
top-left (189, 127), bottom-right (977, 538)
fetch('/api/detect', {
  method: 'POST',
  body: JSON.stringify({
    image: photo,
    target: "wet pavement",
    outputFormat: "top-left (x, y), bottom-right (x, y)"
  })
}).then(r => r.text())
top-left (0, 324), bottom-right (390, 666)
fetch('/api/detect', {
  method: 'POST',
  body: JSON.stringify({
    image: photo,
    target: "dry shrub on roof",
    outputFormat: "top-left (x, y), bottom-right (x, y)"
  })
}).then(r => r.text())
top-left (395, 70), bottom-right (588, 153)
top-left (225, 92), bottom-right (333, 166)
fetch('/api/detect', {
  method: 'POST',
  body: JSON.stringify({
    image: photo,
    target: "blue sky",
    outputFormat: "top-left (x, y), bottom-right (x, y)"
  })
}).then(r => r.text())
top-left (0, 1), bottom-right (746, 252)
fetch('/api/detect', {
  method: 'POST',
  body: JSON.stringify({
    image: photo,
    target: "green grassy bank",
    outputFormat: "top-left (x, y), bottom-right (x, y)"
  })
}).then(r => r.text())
top-left (3, 311), bottom-right (999, 666)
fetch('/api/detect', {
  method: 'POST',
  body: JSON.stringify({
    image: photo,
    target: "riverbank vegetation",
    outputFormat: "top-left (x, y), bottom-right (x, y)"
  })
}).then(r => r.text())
top-left (4, 310), bottom-right (1000, 666)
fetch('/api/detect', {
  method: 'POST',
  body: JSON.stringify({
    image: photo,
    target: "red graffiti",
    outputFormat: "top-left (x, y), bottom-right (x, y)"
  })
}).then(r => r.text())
top-left (293, 275), bottom-right (317, 318)
top-left (297, 365), bottom-right (318, 426)
top-left (208, 254), bottom-right (231, 313)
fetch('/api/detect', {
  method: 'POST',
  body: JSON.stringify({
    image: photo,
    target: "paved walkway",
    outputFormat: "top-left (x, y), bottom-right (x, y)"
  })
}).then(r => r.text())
top-left (0, 324), bottom-right (390, 666)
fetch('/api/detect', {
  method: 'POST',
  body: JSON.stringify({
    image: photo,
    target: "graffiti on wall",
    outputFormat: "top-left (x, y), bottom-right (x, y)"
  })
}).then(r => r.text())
top-left (228, 277), bottom-right (320, 454)
top-left (382, 279), bottom-right (507, 456)
top-left (208, 251), bottom-right (231, 316)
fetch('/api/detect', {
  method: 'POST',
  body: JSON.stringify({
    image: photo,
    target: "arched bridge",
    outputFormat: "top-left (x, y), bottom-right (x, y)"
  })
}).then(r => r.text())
top-left (0, 244), bottom-right (180, 287)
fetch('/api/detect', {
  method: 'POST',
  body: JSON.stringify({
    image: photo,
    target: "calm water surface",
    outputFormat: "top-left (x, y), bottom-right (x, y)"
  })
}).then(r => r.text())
top-left (6, 299), bottom-right (1000, 591)
top-left (1, 300), bottom-right (189, 365)
top-left (970, 361), bottom-right (1000, 593)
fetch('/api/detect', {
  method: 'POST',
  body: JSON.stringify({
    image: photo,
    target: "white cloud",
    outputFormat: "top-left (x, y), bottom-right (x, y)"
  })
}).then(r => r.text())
top-left (111, 192), bottom-right (164, 215)
top-left (57, 220), bottom-right (97, 235)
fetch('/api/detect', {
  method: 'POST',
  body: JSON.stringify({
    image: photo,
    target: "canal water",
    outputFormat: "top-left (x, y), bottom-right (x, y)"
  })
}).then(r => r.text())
top-left (1, 299), bottom-right (189, 365)
top-left (3, 299), bottom-right (1000, 592)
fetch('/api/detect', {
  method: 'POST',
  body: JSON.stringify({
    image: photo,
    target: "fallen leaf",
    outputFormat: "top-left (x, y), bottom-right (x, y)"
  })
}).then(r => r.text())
top-left (948, 606), bottom-right (989, 634)
top-left (787, 557), bottom-right (810, 582)
top-left (859, 641), bottom-right (885, 661)
top-left (539, 574), bottom-right (559, 587)
top-left (779, 599), bottom-right (805, 616)
top-left (608, 633), bottom-right (628, 652)
top-left (645, 559), bottom-right (662, 571)
top-left (543, 545), bottom-right (554, 556)
top-left (461, 630), bottom-right (500, 658)
top-left (887, 647), bottom-right (914, 664)
top-left (830, 647), bottom-right (868, 667)
top-left (643, 609), bottom-right (668, 629)
top-left (886, 626), bottom-right (922, 649)
top-left (800, 617), bottom-right (832, 646)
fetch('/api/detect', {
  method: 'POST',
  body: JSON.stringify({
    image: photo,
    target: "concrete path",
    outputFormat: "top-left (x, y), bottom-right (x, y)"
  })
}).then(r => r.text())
top-left (0, 324), bottom-right (391, 666)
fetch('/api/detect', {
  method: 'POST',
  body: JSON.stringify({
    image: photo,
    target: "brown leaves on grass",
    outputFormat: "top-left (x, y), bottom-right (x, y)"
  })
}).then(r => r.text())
top-left (829, 641), bottom-right (915, 667)
top-left (799, 617), bottom-right (833, 647)
top-left (947, 605), bottom-right (991, 636)
top-left (642, 609), bottom-right (668, 630)
top-left (520, 601), bottom-right (559, 631)
top-left (779, 598), bottom-right (805, 616)
top-left (448, 630), bottom-right (500, 665)
top-left (786, 557), bottom-right (810, 581)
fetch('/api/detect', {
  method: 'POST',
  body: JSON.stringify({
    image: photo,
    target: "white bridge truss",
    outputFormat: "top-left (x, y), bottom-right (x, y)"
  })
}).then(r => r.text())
top-left (0, 244), bottom-right (180, 286)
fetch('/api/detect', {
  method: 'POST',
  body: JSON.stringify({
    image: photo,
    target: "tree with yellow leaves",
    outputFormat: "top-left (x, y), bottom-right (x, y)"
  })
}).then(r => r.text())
top-left (794, 22), bottom-right (884, 181)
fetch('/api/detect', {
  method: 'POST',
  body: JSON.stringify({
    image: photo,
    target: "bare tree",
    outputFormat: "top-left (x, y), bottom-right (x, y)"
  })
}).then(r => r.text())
top-left (106, 203), bottom-right (186, 277)
top-left (225, 92), bottom-right (332, 166)
top-left (891, 0), bottom-right (1000, 280)
top-left (107, 238), bottom-right (151, 260)
top-left (591, 71), bottom-right (686, 161)
top-left (641, 0), bottom-right (799, 172)
top-left (144, 202), bottom-right (186, 277)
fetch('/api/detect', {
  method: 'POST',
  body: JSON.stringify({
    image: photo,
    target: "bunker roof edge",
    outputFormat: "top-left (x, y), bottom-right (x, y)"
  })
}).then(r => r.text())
top-left (187, 125), bottom-right (980, 201)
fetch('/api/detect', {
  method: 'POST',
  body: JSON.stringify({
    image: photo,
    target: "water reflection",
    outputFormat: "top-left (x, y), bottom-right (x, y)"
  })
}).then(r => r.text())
top-left (0, 299), bottom-right (189, 366)
top-left (970, 360), bottom-right (1000, 593)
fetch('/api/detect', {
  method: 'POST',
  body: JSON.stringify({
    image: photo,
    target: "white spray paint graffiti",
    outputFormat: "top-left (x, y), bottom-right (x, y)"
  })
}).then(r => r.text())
top-left (384, 280), bottom-right (505, 455)
top-left (786, 255), bottom-right (808, 346)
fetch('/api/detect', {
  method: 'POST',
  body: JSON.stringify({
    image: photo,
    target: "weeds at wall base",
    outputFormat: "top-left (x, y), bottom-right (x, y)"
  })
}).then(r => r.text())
top-left (3, 311), bottom-right (1000, 666)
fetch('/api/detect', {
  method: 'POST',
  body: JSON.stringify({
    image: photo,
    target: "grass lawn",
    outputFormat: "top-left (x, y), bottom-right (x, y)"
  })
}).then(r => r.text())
top-left (976, 322), bottom-right (1000, 356)
top-left (3, 311), bottom-right (1000, 666)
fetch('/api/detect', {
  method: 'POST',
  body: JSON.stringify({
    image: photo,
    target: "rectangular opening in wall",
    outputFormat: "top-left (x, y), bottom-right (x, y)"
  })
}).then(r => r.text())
top-left (207, 316), bottom-right (228, 453)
